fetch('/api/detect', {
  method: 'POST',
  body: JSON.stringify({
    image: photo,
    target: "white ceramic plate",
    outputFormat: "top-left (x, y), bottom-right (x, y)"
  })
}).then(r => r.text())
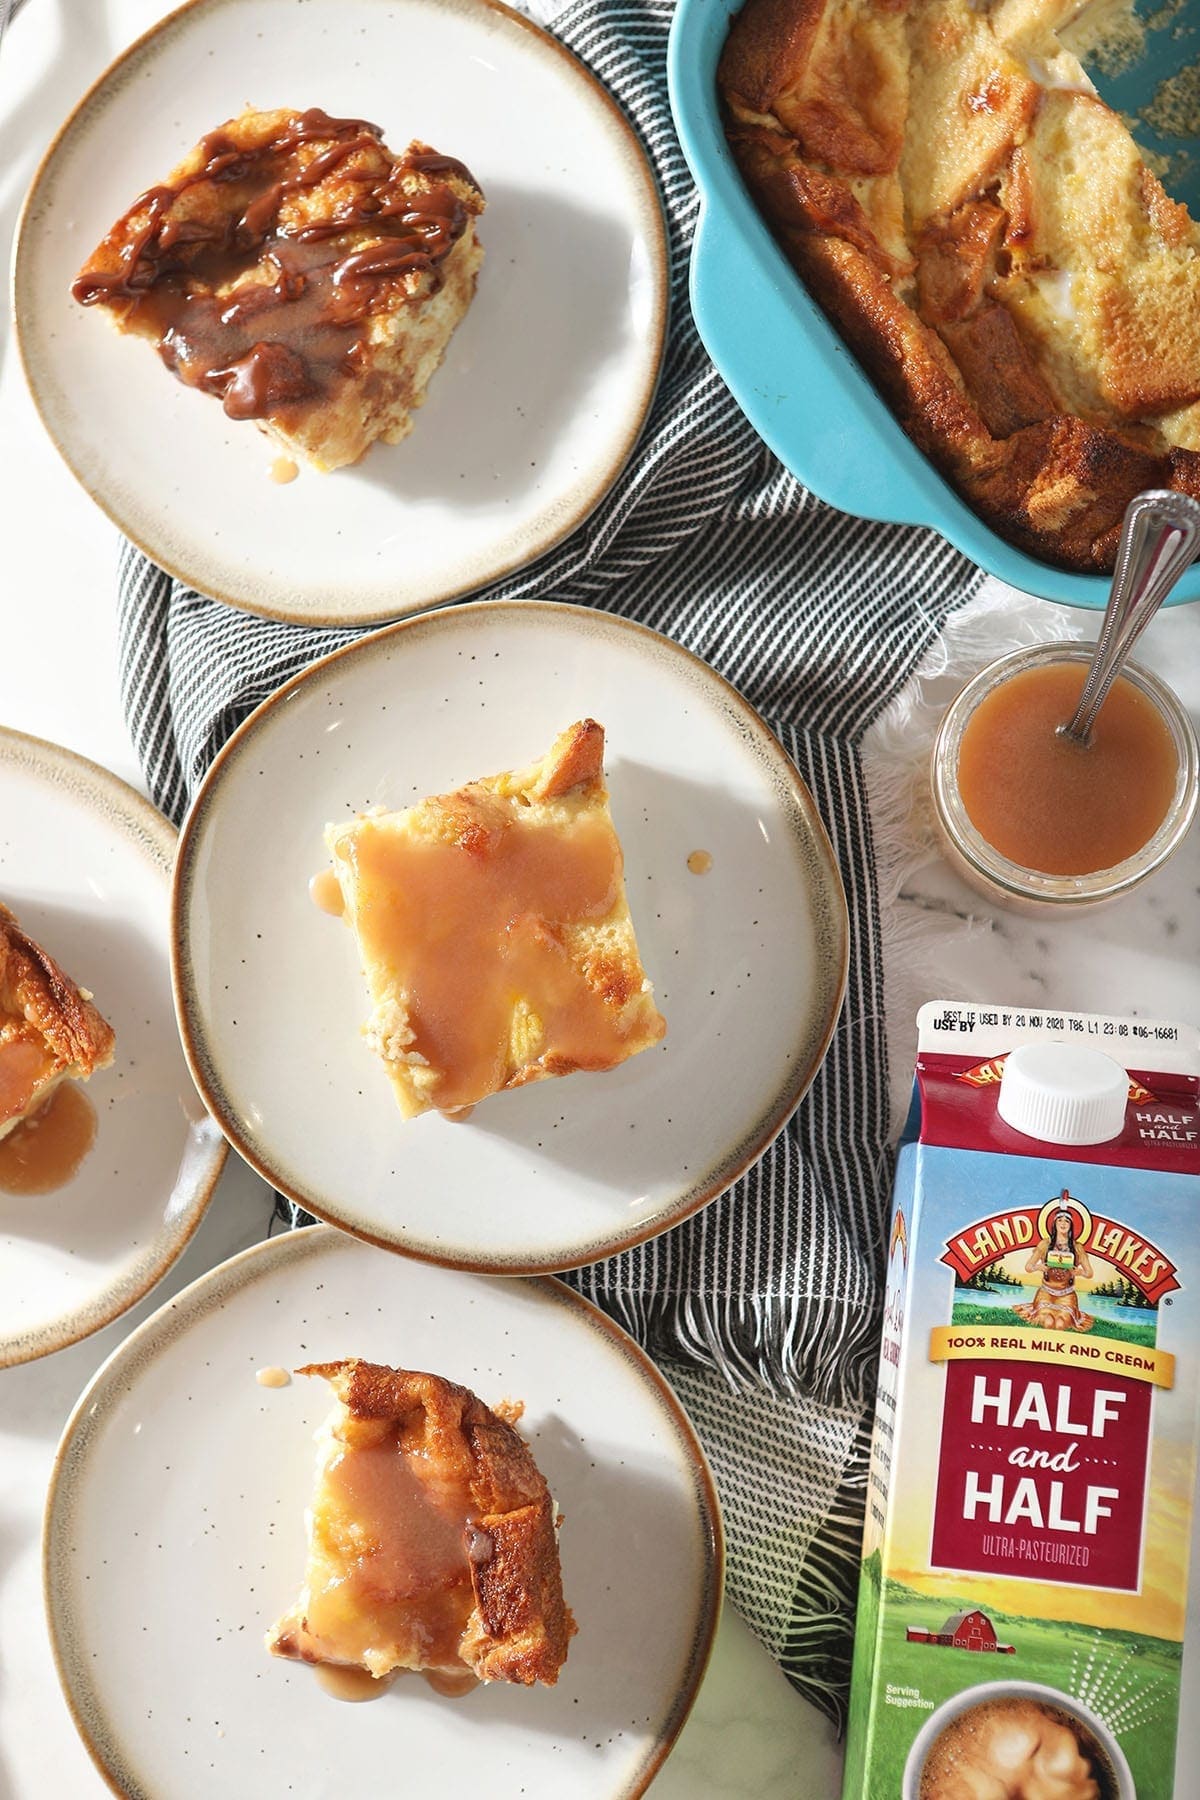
top-left (45, 1225), bottom-right (722, 1799)
top-left (14, 0), bottom-right (667, 626)
top-left (173, 601), bottom-right (849, 1271)
top-left (0, 730), bottom-right (226, 1365)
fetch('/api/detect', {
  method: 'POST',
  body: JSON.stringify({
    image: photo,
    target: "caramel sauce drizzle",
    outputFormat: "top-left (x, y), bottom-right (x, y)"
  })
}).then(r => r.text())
top-left (303, 1424), bottom-right (478, 1675)
top-left (0, 1037), bottom-right (55, 1128)
top-left (72, 109), bottom-right (482, 423)
top-left (344, 805), bottom-right (631, 1112)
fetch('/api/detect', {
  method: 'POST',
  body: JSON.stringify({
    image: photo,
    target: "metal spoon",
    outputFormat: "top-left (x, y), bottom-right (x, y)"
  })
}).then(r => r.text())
top-left (1059, 489), bottom-right (1200, 746)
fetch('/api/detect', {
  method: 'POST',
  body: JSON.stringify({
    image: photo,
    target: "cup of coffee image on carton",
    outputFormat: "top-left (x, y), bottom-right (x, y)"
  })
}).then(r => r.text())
top-left (902, 1679), bottom-right (1135, 1799)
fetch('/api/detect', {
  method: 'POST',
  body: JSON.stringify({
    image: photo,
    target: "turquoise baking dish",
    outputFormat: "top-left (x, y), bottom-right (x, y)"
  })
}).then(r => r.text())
top-left (667, 0), bottom-right (1200, 609)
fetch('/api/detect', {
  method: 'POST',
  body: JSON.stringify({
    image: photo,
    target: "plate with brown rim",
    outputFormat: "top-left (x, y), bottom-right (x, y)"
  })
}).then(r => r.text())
top-left (0, 728), bottom-right (226, 1366)
top-left (171, 599), bottom-right (849, 1273)
top-left (14, 0), bottom-right (667, 626)
top-left (45, 1224), bottom-right (723, 1798)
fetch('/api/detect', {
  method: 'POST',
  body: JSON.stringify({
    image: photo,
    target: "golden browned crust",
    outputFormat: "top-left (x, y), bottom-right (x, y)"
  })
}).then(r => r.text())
top-left (272, 1359), bottom-right (574, 1686)
top-left (718, 0), bottom-right (828, 121)
top-left (0, 902), bottom-right (115, 1083)
top-left (531, 717), bottom-right (605, 800)
top-left (720, 0), bottom-right (1200, 572)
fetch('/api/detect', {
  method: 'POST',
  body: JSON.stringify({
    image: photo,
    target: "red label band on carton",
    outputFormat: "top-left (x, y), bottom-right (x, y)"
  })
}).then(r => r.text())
top-left (931, 1360), bottom-right (1152, 1591)
top-left (919, 1041), bottom-right (1199, 1175)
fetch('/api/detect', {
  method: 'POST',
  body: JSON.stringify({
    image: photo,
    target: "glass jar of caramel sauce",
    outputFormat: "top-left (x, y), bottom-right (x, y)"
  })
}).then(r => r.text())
top-left (931, 644), bottom-right (1198, 913)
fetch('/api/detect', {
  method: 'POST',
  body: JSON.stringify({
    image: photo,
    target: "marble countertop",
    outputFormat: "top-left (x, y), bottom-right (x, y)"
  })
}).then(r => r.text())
top-left (3, 4), bottom-right (1199, 1797)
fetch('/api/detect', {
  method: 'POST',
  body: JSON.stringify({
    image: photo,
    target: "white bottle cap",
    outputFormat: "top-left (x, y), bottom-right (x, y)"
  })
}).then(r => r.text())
top-left (997, 1042), bottom-right (1129, 1146)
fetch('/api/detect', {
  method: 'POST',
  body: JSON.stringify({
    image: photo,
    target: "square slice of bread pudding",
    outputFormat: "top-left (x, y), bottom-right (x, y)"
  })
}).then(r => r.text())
top-left (0, 902), bottom-right (115, 1141)
top-left (325, 720), bottom-right (667, 1119)
top-left (72, 107), bottom-right (485, 471)
top-left (267, 1360), bottom-right (574, 1689)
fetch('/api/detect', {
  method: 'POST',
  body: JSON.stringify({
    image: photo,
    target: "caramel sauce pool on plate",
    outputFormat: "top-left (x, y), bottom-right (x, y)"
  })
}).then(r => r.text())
top-left (314, 1666), bottom-right (395, 1703)
top-left (314, 1666), bottom-right (477, 1702)
top-left (0, 1085), bottom-right (98, 1194)
top-left (957, 662), bottom-right (1178, 877)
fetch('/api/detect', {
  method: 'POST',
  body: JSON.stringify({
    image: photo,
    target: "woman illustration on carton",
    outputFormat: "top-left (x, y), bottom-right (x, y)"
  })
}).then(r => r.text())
top-left (1014, 1201), bottom-right (1095, 1332)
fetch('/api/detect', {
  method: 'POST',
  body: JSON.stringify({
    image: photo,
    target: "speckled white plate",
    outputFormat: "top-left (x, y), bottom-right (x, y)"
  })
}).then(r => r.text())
top-left (172, 600), bottom-right (849, 1272)
top-left (0, 729), bottom-right (226, 1365)
top-left (45, 1225), bottom-right (722, 1799)
top-left (14, 0), bottom-right (667, 626)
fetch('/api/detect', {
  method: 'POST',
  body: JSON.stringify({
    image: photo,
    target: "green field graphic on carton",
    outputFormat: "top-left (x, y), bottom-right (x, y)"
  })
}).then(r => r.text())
top-left (951, 1298), bottom-right (1158, 1348)
top-left (847, 1551), bottom-right (1181, 1798)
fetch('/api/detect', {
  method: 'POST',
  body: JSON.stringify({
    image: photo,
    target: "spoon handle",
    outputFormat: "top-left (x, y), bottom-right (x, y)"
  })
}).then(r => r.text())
top-left (1061, 489), bottom-right (1200, 746)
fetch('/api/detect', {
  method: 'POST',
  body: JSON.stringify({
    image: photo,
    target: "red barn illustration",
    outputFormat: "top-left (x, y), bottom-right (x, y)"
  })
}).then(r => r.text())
top-left (906, 1608), bottom-right (1015, 1654)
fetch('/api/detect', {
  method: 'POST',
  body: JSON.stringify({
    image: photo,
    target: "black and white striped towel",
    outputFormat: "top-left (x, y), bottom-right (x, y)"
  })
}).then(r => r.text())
top-left (116, 0), bottom-right (984, 1725)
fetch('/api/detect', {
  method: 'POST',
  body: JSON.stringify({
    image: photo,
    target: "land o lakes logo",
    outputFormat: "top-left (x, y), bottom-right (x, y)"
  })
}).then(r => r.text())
top-left (940, 1188), bottom-right (1181, 1307)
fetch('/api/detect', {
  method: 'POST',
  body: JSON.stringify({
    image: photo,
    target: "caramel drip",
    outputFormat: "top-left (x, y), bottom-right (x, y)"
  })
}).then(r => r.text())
top-left (256, 1366), bottom-right (292, 1388)
top-left (314, 1665), bottom-right (395, 1703)
top-left (401, 150), bottom-right (479, 184)
top-left (312, 1664), bottom-right (476, 1701)
top-left (308, 869), bottom-right (345, 917)
top-left (72, 109), bottom-right (483, 423)
top-left (422, 1668), bottom-right (479, 1698)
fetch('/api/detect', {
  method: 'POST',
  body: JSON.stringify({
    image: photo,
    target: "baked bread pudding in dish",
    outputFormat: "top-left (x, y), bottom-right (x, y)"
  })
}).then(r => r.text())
top-left (72, 107), bottom-right (484, 471)
top-left (267, 1359), bottom-right (574, 1688)
top-left (0, 902), bottom-right (115, 1140)
top-left (719, 0), bottom-right (1200, 572)
top-left (324, 720), bottom-right (666, 1119)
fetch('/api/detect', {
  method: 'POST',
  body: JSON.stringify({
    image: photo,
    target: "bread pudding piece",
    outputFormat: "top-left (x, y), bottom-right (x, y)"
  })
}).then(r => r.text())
top-left (719, 0), bottom-right (1200, 571)
top-left (0, 902), bottom-right (115, 1142)
top-left (72, 107), bottom-right (484, 471)
top-left (267, 1360), bottom-right (574, 1688)
top-left (324, 720), bottom-right (666, 1119)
